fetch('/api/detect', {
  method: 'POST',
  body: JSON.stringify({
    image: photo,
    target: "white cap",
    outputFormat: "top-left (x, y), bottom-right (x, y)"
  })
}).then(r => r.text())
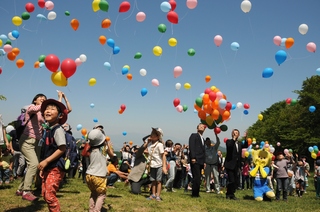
top-left (6, 125), bottom-right (15, 134)
top-left (152, 127), bottom-right (163, 138)
top-left (87, 129), bottom-right (105, 147)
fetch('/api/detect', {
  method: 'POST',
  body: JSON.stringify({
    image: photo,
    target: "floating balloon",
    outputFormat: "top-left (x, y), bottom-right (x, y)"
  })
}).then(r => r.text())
top-left (280, 38), bottom-right (287, 47)
top-left (141, 88), bottom-right (148, 96)
top-left (273, 36), bottom-right (281, 46)
top-left (45, 1), bottom-right (54, 10)
top-left (290, 99), bottom-right (297, 106)
top-left (134, 52), bottom-right (142, 59)
top-left (99, 35), bottom-right (106, 45)
top-left (231, 42), bottom-right (240, 51)
top-left (167, 11), bottom-right (178, 24)
top-left (205, 75), bottom-right (211, 83)
top-left (127, 73), bottom-right (132, 80)
top-left (309, 106), bottom-right (316, 112)
top-left (12, 16), bottom-right (22, 26)
top-left (81, 128), bottom-right (87, 136)
top-left (153, 46), bottom-right (162, 56)
top-left (243, 110), bottom-right (249, 115)
top-left (36, 14), bottom-right (46, 20)
top-left (122, 131), bottom-right (127, 136)
top-left (3, 44), bottom-right (12, 53)
top-left (139, 68), bottom-right (147, 76)
top-left (101, 19), bottom-right (111, 28)
top-left (113, 46), bottom-right (120, 54)
top-left (25, 3), bottom-right (35, 12)
top-left (306, 42), bottom-right (316, 53)
top-left (0, 67), bottom-right (2, 74)
top-left (176, 105), bottom-right (183, 113)
top-left (186, 0), bottom-right (198, 9)
top-left (90, 103), bottom-right (95, 108)
top-left (285, 98), bottom-right (291, 105)
top-left (65, 11), bottom-right (70, 16)
top-left (119, 1), bottom-right (130, 12)
top-left (12, 30), bottom-right (19, 39)
top-left (173, 66), bottom-right (182, 78)
top-left (241, 0), bottom-right (252, 13)
top-left (168, 38), bottom-right (177, 47)
top-left (158, 24), bottom-right (166, 33)
top-left (51, 71), bottom-right (67, 87)
top-left (0, 34), bottom-right (7, 44)
top-left (79, 54), bottom-right (87, 62)
top-left (76, 124), bottom-right (82, 131)
top-left (184, 83), bottom-right (191, 90)
top-left (38, 54), bottom-right (46, 62)
top-left (214, 35), bottom-right (223, 47)
top-left (169, 0), bottom-right (176, 11)
top-left (136, 12), bottom-right (146, 22)
top-left (16, 59), bottom-right (24, 68)
top-left (122, 67), bottom-right (129, 75)
top-left (92, 0), bottom-right (100, 12)
top-left (47, 11), bottom-right (57, 20)
top-left (44, 54), bottom-right (60, 72)
top-left (275, 50), bottom-right (287, 65)
top-left (262, 68), bottom-right (273, 78)
top-left (99, 0), bottom-right (109, 12)
top-left (8, 32), bottom-right (16, 41)
top-left (173, 98), bottom-right (180, 107)
top-left (188, 48), bottom-right (195, 56)
top-left (120, 104), bottom-right (126, 111)
top-left (61, 58), bottom-right (77, 78)
top-left (160, 2), bottom-right (171, 12)
top-left (237, 102), bottom-right (243, 108)
top-left (316, 68), bottom-right (320, 75)
top-left (285, 37), bottom-right (294, 49)
top-left (70, 19), bottom-right (79, 31)
top-left (183, 105), bottom-right (188, 112)
top-left (175, 83), bottom-right (181, 90)
top-left (243, 103), bottom-right (250, 109)
top-left (88, 78), bottom-right (96, 86)
top-left (7, 52), bottom-right (16, 61)
top-left (104, 62), bottom-right (111, 70)
top-left (298, 24), bottom-right (308, 35)
top-left (151, 79), bottom-right (159, 86)
top-left (93, 118), bottom-right (98, 123)
top-left (107, 39), bottom-right (115, 48)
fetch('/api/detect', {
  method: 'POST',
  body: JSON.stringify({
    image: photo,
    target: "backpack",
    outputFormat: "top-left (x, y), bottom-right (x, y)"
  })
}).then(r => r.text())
top-left (42, 125), bottom-right (79, 172)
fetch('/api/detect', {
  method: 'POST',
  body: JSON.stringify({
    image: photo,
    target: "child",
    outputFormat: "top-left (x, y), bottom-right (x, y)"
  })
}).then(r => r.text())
top-left (86, 129), bottom-right (114, 212)
top-left (294, 161), bottom-right (305, 197)
top-left (106, 156), bottom-right (128, 188)
top-left (0, 148), bottom-right (13, 185)
top-left (144, 127), bottom-right (167, 201)
top-left (37, 99), bottom-right (68, 211)
top-left (315, 159), bottom-right (320, 198)
top-left (242, 160), bottom-right (250, 190)
top-left (78, 162), bottom-right (83, 178)
top-left (164, 139), bottom-right (176, 192)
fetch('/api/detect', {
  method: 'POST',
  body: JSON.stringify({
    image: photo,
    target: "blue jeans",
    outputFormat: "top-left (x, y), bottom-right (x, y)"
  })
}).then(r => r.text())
top-left (276, 178), bottom-right (289, 200)
top-left (107, 173), bottom-right (119, 186)
top-left (165, 161), bottom-right (176, 190)
top-left (0, 168), bottom-right (10, 183)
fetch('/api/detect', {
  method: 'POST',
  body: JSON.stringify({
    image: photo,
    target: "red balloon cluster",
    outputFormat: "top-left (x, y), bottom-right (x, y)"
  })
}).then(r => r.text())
top-left (44, 54), bottom-right (77, 79)
top-left (167, 0), bottom-right (178, 24)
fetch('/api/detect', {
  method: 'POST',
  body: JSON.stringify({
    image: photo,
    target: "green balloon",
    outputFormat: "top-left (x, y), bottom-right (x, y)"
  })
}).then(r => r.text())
top-left (99, 0), bottom-right (109, 12)
top-left (5, 40), bottom-right (11, 45)
top-left (21, 12), bottom-right (30, 20)
top-left (207, 121), bottom-right (217, 130)
top-left (195, 97), bottom-right (203, 108)
top-left (200, 119), bottom-right (207, 125)
top-left (220, 124), bottom-right (228, 132)
top-left (134, 52), bottom-right (142, 59)
top-left (65, 11), bottom-right (70, 16)
top-left (188, 48), bottom-right (195, 56)
top-left (183, 105), bottom-right (188, 112)
top-left (158, 24), bottom-right (166, 33)
top-left (38, 54), bottom-right (46, 62)
top-left (290, 99), bottom-right (297, 106)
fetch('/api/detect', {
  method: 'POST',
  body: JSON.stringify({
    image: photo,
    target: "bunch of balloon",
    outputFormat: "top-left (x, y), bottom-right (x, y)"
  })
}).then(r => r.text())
top-left (308, 146), bottom-right (320, 159)
top-left (118, 104), bottom-right (126, 114)
top-left (166, 0), bottom-right (178, 24)
top-left (194, 86), bottom-right (231, 134)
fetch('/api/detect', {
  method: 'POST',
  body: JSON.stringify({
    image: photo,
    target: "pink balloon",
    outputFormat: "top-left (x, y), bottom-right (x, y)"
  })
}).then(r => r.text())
top-left (173, 66), bottom-right (182, 78)
top-left (186, 0), bottom-right (197, 9)
top-left (136, 12), bottom-right (146, 22)
top-left (306, 42), bottom-right (316, 53)
top-left (120, 104), bottom-right (126, 111)
top-left (277, 142), bottom-right (281, 146)
top-left (3, 44), bottom-right (12, 53)
top-left (273, 36), bottom-right (281, 46)
top-left (284, 149), bottom-right (289, 155)
top-left (45, 1), bottom-right (54, 10)
top-left (214, 35), bottom-right (223, 47)
top-left (176, 105), bottom-right (183, 113)
top-left (151, 78), bottom-right (159, 86)
top-left (75, 58), bottom-right (82, 66)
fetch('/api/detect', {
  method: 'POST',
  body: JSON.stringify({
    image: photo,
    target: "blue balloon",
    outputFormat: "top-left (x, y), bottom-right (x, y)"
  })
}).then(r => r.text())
top-left (231, 104), bottom-right (236, 110)
top-left (275, 50), bottom-right (287, 65)
top-left (37, 14), bottom-right (47, 20)
top-left (39, 62), bottom-right (45, 68)
top-left (160, 2), bottom-right (171, 12)
top-left (230, 42), bottom-right (240, 51)
top-left (113, 46), bottom-right (120, 55)
top-left (90, 103), bottom-right (95, 108)
top-left (0, 34), bottom-right (8, 43)
top-left (309, 106), bottom-right (316, 112)
top-left (193, 109), bottom-right (197, 113)
top-left (93, 118), bottom-right (98, 123)
top-left (122, 131), bottom-right (127, 136)
top-left (243, 110), bottom-right (249, 115)
top-left (122, 67), bottom-right (129, 75)
top-left (11, 30), bottom-right (19, 39)
top-left (308, 146), bottom-right (314, 152)
top-left (262, 68), bottom-right (273, 78)
top-left (316, 68), bottom-right (320, 75)
top-left (141, 88), bottom-right (148, 96)
top-left (76, 124), bottom-right (82, 131)
top-left (107, 38), bottom-right (115, 48)
top-left (280, 38), bottom-right (287, 47)
top-left (104, 62), bottom-right (111, 70)
top-left (0, 49), bottom-right (6, 56)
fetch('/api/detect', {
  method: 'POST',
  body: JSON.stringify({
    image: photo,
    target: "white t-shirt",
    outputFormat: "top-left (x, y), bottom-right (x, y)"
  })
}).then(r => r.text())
top-left (148, 141), bottom-right (164, 168)
top-left (53, 127), bottom-right (66, 147)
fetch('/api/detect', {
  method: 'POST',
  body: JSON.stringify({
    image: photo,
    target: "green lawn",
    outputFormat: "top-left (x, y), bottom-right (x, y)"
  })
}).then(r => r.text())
top-left (1, 175), bottom-right (319, 212)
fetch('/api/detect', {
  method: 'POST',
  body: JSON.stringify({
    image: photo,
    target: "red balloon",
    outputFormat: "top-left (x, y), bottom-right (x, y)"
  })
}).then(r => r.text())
top-left (223, 138), bottom-right (228, 143)
top-left (173, 98), bottom-right (180, 107)
top-left (285, 98), bottom-right (291, 105)
top-left (119, 1), bottom-right (130, 12)
top-left (209, 92), bottom-right (216, 102)
top-left (38, 0), bottom-right (45, 8)
top-left (243, 103), bottom-right (250, 109)
top-left (61, 58), bottom-right (77, 78)
top-left (167, 11), bottom-right (178, 24)
top-left (225, 102), bottom-right (232, 111)
top-left (272, 155), bottom-right (275, 161)
top-left (44, 54), bottom-right (60, 72)
top-left (25, 3), bottom-right (35, 13)
top-left (169, 0), bottom-right (176, 11)
top-left (214, 127), bottom-right (221, 134)
top-left (204, 88), bottom-right (211, 94)
top-left (120, 104), bottom-right (126, 111)
top-left (0, 67), bottom-right (2, 74)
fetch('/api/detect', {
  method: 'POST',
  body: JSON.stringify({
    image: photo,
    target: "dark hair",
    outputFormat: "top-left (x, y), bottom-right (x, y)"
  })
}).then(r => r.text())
top-left (45, 103), bottom-right (62, 113)
top-left (31, 93), bottom-right (46, 104)
top-left (165, 139), bottom-right (173, 147)
top-left (175, 143), bottom-right (181, 147)
top-left (110, 156), bottom-right (118, 164)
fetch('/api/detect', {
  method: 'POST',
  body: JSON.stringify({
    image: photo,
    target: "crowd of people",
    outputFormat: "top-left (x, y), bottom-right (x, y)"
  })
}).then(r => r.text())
top-left (1, 94), bottom-right (320, 211)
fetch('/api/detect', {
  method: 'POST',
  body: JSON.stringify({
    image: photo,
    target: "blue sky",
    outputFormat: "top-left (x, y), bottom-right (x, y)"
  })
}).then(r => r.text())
top-left (0, 0), bottom-right (319, 150)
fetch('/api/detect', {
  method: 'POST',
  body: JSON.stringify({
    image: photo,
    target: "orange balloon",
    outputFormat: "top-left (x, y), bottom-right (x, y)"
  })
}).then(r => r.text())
top-left (99, 35), bottom-right (106, 45)
top-left (202, 94), bottom-right (210, 104)
top-left (205, 75), bottom-right (211, 83)
top-left (106, 136), bottom-right (110, 141)
top-left (101, 19), bottom-right (111, 28)
top-left (211, 99), bottom-right (219, 109)
top-left (222, 110), bottom-right (230, 120)
top-left (211, 109), bottom-right (220, 120)
top-left (11, 47), bottom-right (20, 56)
top-left (247, 138), bottom-right (252, 145)
top-left (81, 128), bottom-right (87, 136)
top-left (127, 73), bottom-right (132, 80)
top-left (285, 37), bottom-right (294, 49)
top-left (34, 61), bottom-right (40, 68)
top-left (118, 109), bottom-right (124, 114)
top-left (16, 59), bottom-right (24, 68)
top-left (7, 52), bottom-right (16, 61)
top-left (194, 103), bottom-right (201, 112)
top-left (198, 110), bottom-right (206, 120)
top-left (129, 141), bottom-right (133, 145)
top-left (70, 19), bottom-right (79, 31)
top-left (203, 104), bottom-right (213, 114)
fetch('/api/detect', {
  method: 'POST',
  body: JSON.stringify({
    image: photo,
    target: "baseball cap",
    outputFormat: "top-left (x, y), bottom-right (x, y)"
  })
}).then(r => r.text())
top-left (5, 125), bottom-right (15, 134)
top-left (87, 129), bottom-right (105, 147)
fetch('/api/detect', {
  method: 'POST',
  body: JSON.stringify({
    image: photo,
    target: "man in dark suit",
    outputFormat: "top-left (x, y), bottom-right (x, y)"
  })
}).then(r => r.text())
top-left (188, 123), bottom-right (206, 197)
top-left (224, 129), bottom-right (247, 200)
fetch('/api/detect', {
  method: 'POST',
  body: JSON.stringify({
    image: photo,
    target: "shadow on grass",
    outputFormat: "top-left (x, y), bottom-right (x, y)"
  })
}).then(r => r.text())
top-left (58, 190), bottom-right (81, 194)
top-left (107, 194), bottom-right (122, 198)
top-left (4, 200), bottom-right (46, 212)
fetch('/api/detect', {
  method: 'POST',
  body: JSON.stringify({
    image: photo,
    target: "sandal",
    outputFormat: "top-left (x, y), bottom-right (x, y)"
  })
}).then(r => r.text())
top-left (146, 195), bottom-right (156, 200)
top-left (156, 196), bottom-right (162, 202)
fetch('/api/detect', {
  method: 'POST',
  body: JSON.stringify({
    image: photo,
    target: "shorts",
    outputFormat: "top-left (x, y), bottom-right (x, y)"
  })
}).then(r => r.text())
top-left (149, 167), bottom-right (163, 182)
top-left (86, 174), bottom-right (107, 195)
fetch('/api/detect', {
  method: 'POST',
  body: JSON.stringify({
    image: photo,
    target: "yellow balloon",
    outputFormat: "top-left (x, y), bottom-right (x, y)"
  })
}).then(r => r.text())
top-left (258, 113), bottom-right (263, 120)
top-left (51, 71), bottom-right (68, 87)
top-left (92, 0), bottom-right (100, 12)
top-left (89, 78), bottom-right (96, 86)
top-left (244, 151), bottom-right (249, 157)
top-left (0, 40), bottom-right (2, 47)
top-left (311, 152), bottom-right (317, 159)
top-left (206, 115), bottom-right (214, 126)
top-left (153, 46), bottom-right (162, 56)
top-left (210, 86), bottom-right (216, 91)
top-left (168, 38), bottom-right (177, 47)
top-left (184, 83), bottom-right (191, 90)
top-left (12, 16), bottom-right (22, 26)
top-left (123, 65), bottom-right (130, 70)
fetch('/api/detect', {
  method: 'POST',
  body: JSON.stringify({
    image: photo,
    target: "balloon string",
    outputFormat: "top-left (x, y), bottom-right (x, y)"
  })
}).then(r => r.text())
top-left (157, 34), bottom-right (164, 45)
top-left (218, 48), bottom-right (228, 74)
top-left (0, 6), bottom-right (10, 14)
top-left (114, 14), bottom-right (120, 37)
top-left (247, 15), bottom-right (256, 45)
top-left (286, 52), bottom-right (312, 61)
top-left (179, 11), bottom-right (189, 23)
top-left (135, 0), bottom-right (140, 11)
top-left (123, 2), bottom-right (135, 21)
top-left (171, 23), bottom-right (174, 35)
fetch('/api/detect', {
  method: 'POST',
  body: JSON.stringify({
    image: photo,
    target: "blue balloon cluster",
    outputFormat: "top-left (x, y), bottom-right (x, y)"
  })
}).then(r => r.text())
top-left (107, 38), bottom-right (120, 55)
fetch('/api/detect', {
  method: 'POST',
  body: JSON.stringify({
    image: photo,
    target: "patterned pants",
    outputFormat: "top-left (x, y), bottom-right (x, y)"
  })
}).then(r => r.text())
top-left (86, 174), bottom-right (107, 212)
top-left (42, 167), bottom-right (65, 212)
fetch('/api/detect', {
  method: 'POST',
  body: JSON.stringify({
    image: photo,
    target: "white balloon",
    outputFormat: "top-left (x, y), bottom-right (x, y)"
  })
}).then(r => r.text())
top-left (241, 0), bottom-right (252, 13)
top-left (79, 54), bottom-right (87, 62)
top-left (7, 32), bottom-right (16, 40)
top-left (236, 102), bottom-right (243, 108)
top-left (175, 83), bottom-right (181, 90)
top-left (298, 24), bottom-right (308, 35)
top-left (47, 11), bottom-right (56, 20)
top-left (139, 68), bottom-right (147, 76)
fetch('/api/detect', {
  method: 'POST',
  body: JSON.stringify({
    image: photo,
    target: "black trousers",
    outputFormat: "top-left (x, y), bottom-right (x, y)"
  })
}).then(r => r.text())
top-left (226, 167), bottom-right (238, 197)
top-left (190, 163), bottom-right (204, 197)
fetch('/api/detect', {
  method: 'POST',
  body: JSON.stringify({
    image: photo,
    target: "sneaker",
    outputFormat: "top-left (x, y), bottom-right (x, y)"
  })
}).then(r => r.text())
top-left (206, 190), bottom-right (211, 193)
top-left (187, 186), bottom-right (192, 190)
top-left (16, 190), bottom-right (23, 196)
top-left (146, 195), bottom-right (156, 200)
top-left (155, 196), bottom-right (162, 202)
top-left (22, 192), bottom-right (39, 202)
top-left (171, 189), bottom-right (176, 193)
top-left (216, 191), bottom-right (221, 194)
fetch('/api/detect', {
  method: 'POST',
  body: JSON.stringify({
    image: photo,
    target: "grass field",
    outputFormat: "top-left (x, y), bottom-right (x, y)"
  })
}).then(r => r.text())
top-left (1, 174), bottom-right (319, 212)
